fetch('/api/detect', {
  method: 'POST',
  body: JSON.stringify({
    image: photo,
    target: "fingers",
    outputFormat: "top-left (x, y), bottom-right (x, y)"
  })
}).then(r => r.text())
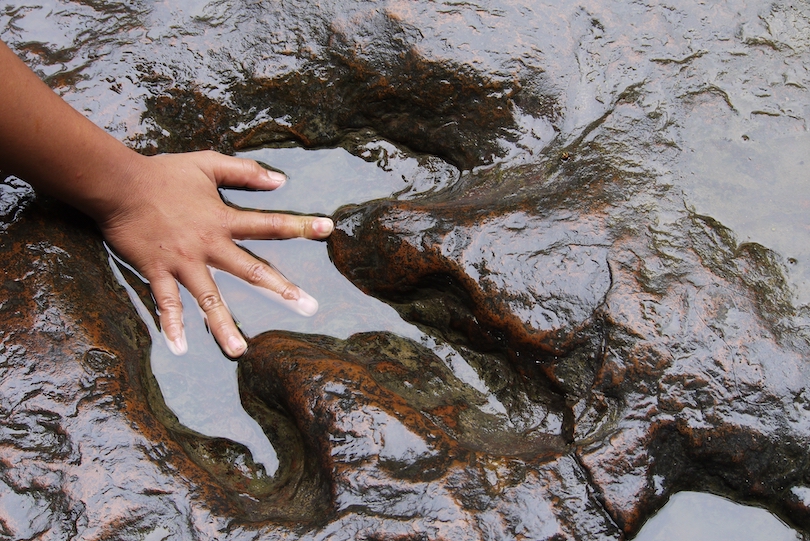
top-left (155, 251), bottom-right (317, 359)
top-left (179, 265), bottom-right (249, 359)
top-left (211, 244), bottom-right (319, 317)
top-left (138, 151), bottom-right (329, 359)
top-left (193, 151), bottom-right (335, 241)
top-left (198, 151), bottom-right (287, 190)
top-left (149, 234), bottom-right (323, 358)
top-left (149, 274), bottom-right (188, 356)
top-left (228, 209), bottom-right (334, 241)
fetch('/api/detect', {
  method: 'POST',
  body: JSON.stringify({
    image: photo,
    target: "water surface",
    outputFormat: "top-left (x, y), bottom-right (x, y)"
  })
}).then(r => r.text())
top-left (5, 0), bottom-right (810, 536)
top-left (634, 492), bottom-right (801, 541)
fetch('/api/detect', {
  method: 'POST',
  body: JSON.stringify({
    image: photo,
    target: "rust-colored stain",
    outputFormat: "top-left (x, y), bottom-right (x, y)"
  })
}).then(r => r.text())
top-left (3, 0), bottom-right (810, 538)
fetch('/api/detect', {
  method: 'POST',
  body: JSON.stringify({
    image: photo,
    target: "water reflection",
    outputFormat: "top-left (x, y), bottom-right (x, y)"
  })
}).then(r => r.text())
top-left (125, 144), bottom-right (454, 475)
top-left (633, 492), bottom-right (801, 541)
top-left (219, 146), bottom-right (432, 340)
top-left (680, 124), bottom-right (810, 305)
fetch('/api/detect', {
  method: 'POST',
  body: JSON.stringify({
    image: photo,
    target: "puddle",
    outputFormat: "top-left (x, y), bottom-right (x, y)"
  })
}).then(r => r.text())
top-left (128, 144), bottom-right (452, 475)
top-left (679, 123), bottom-right (810, 305)
top-left (634, 492), bottom-right (801, 541)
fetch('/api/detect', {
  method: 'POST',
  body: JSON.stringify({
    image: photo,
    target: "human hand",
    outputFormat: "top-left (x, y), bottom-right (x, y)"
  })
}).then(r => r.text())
top-left (97, 150), bottom-right (333, 358)
top-left (1, 42), bottom-right (332, 357)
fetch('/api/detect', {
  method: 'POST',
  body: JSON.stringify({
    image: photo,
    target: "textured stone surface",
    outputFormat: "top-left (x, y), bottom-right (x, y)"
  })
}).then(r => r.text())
top-left (2, 0), bottom-right (810, 539)
top-left (0, 197), bottom-right (234, 538)
top-left (328, 153), bottom-right (810, 535)
top-left (239, 331), bottom-right (619, 540)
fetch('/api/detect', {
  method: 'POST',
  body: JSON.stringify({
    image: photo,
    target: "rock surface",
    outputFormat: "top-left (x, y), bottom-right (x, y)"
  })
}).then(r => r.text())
top-left (2, 0), bottom-right (810, 539)
top-left (0, 196), bottom-right (238, 538)
top-left (327, 151), bottom-right (810, 536)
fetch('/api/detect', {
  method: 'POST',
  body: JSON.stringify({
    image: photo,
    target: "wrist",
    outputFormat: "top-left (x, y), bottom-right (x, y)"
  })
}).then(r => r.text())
top-left (56, 137), bottom-right (151, 226)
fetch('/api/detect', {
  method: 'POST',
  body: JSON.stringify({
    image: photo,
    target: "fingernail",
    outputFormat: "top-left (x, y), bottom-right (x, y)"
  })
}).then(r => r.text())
top-left (313, 217), bottom-right (334, 236)
top-left (266, 169), bottom-right (286, 187)
top-left (165, 330), bottom-right (188, 356)
top-left (296, 290), bottom-right (319, 316)
top-left (228, 334), bottom-right (247, 356)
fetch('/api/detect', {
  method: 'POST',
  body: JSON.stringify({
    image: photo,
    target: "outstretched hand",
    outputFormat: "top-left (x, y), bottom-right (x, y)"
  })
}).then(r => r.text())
top-left (99, 150), bottom-right (333, 358)
top-left (1, 40), bottom-right (333, 357)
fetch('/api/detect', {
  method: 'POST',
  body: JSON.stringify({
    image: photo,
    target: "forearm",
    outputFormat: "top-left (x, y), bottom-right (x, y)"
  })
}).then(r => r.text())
top-left (0, 40), bottom-right (333, 359)
top-left (0, 41), bottom-right (143, 221)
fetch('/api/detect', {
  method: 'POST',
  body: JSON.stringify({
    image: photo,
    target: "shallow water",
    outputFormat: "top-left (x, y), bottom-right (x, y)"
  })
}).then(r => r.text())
top-left (633, 492), bottom-right (801, 541)
top-left (4, 0), bottom-right (810, 536)
top-left (132, 146), bottom-right (424, 475)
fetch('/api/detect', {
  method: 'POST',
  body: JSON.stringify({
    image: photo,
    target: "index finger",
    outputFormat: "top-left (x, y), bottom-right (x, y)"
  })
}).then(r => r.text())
top-left (196, 150), bottom-right (287, 190)
top-left (227, 209), bottom-right (334, 241)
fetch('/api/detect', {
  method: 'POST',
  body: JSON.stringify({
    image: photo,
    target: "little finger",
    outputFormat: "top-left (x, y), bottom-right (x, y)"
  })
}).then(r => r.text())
top-left (148, 273), bottom-right (188, 356)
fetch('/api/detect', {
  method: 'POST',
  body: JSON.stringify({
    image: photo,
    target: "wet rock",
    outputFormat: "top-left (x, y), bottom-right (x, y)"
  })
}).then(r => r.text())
top-left (0, 197), bottom-right (309, 536)
top-left (328, 172), bottom-right (612, 360)
top-left (7, 154), bottom-right (809, 539)
top-left (144, 7), bottom-right (527, 170)
top-left (0, 176), bottom-right (34, 230)
top-left (3, 0), bottom-right (810, 539)
top-left (327, 149), bottom-right (810, 535)
top-left (239, 331), bottom-right (621, 540)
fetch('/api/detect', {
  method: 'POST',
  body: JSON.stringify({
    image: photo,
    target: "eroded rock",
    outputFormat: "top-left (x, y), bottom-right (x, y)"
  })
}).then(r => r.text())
top-left (2, 0), bottom-right (810, 539)
top-left (239, 331), bottom-right (620, 540)
top-left (0, 196), bottom-right (318, 534)
top-left (327, 151), bottom-right (810, 535)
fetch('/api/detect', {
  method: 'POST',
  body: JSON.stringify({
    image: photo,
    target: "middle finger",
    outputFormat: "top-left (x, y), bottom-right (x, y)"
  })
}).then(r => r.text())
top-left (227, 208), bottom-right (334, 241)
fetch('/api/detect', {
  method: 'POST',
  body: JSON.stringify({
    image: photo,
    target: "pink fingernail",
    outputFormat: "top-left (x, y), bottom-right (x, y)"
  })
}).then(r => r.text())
top-left (165, 330), bottom-right (188, 356)
top-left (228, 335), bottom-right (247, 356)
top-left (313, 217), bottom-right (334, 236)
top-left (296, 290), bottom-right (319, 316)
top-left (266, 169), bottom-right (286, 187)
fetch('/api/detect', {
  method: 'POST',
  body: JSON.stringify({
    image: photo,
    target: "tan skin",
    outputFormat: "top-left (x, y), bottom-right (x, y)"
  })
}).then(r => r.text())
top-left (0, 41), bottom-right (333, 358)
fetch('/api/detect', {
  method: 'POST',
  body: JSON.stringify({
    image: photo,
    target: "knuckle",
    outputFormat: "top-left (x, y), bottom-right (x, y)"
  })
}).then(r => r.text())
top-left (211, 318), bottom-right (232, 336)
top-left (279, 282), bottom-right (298, 301)
top-left (244, 261), bottom-right (267, 285)
top-left (197, 291), bottom-right (223, 313)
top-left (215, 208), bottom-right (232, 230)
top-left (263, 213), bottom-right (284, 233)
top-left (243, 158), bottom-right (261, 176)
top-left (158, 296), bottom-right (183, 314)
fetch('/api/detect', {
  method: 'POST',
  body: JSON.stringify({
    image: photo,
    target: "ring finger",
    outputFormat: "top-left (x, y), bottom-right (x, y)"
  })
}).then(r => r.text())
top-left (179, 265), bottom-right (248, 358)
